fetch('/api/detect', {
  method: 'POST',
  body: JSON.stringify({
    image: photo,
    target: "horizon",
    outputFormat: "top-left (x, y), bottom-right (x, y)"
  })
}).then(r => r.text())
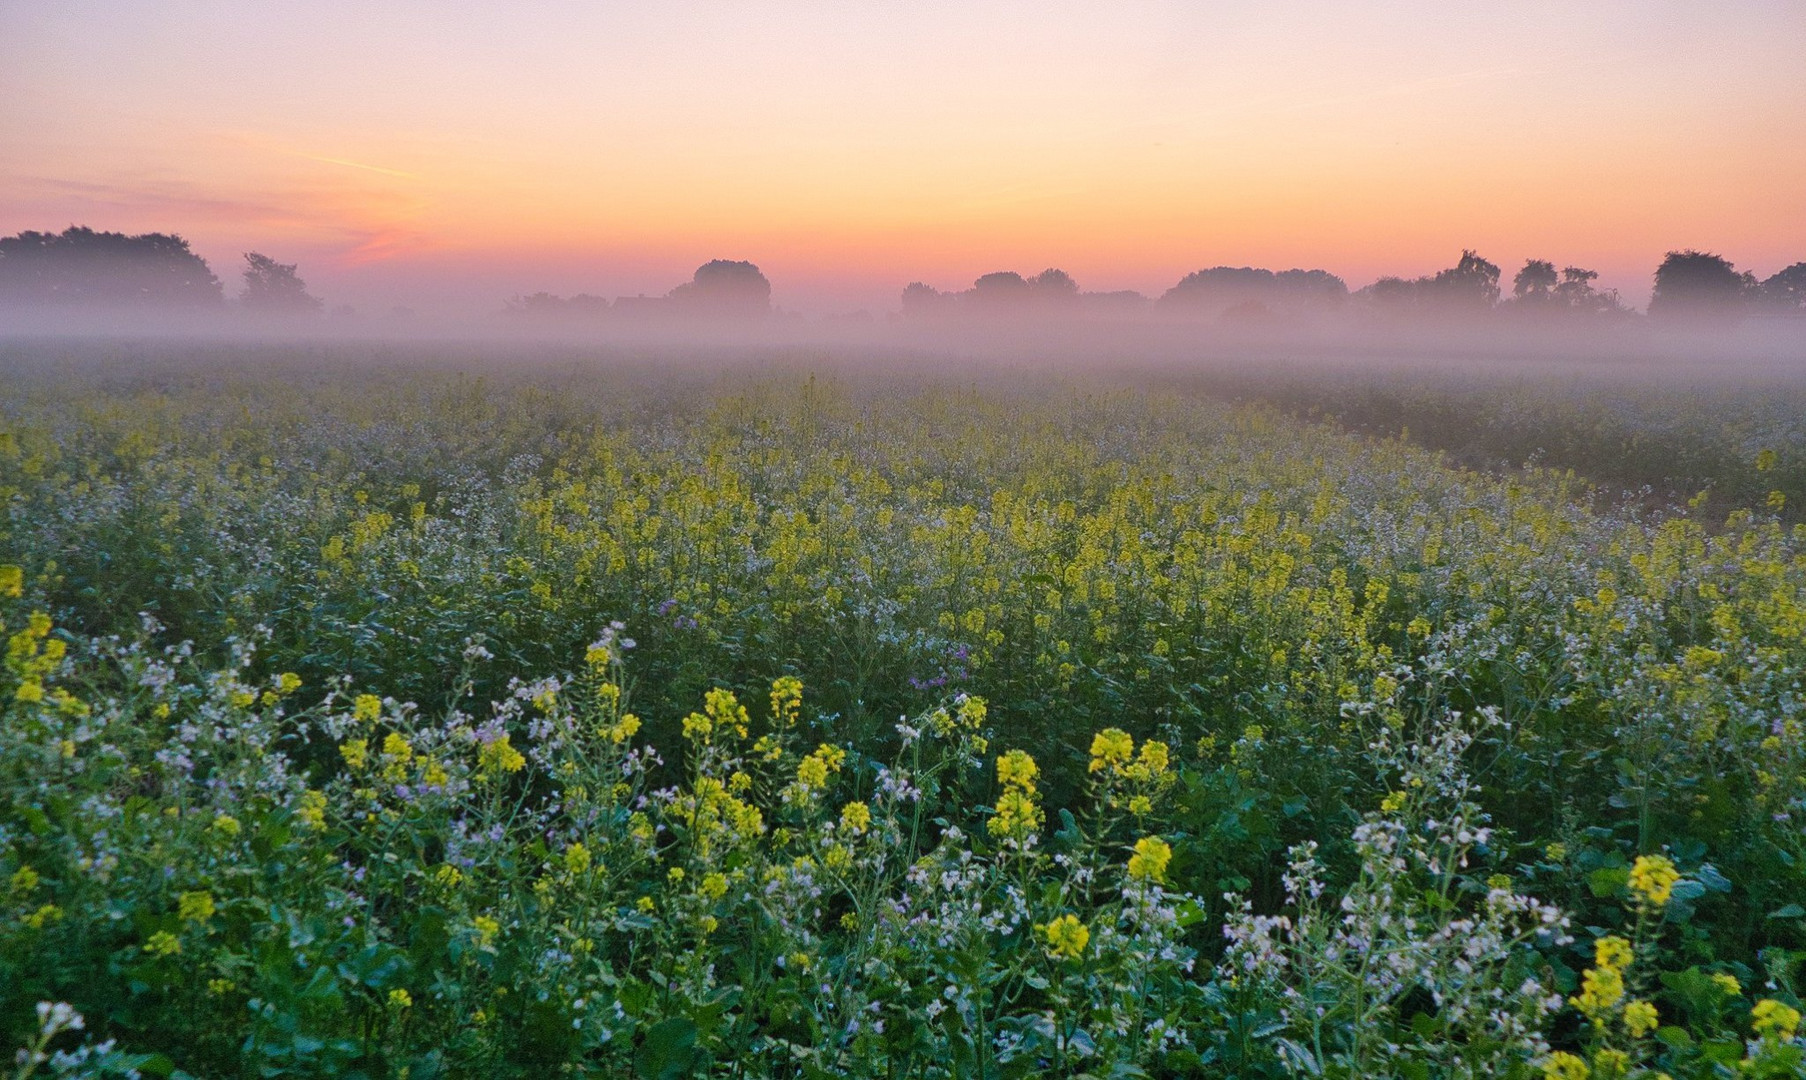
top-left (4, 3), bottom-right (1804, 317)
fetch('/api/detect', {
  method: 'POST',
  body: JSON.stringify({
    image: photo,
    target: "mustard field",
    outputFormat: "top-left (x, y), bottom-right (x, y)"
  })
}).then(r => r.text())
top-left (1, 350), bottom-right (1801, 1078)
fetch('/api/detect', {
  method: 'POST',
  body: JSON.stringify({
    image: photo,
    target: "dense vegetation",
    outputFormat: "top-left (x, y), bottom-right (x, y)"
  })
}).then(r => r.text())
top-left (2, 347), bottom-right (1802, 1078)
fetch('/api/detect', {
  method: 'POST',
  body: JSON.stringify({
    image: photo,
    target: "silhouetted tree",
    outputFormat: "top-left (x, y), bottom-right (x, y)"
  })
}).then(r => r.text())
top-left (1360, 276), bottom-right (1417, 306)
top-left (1422, 250), bottom-right (1501, 311)
top-left (1160, 265), bottom-right (1346, 316)
top-left (1759, 262), bottom-right (1806, 310)
top-left (1553, 266), bottom-right (1628, 316)
top-left (668, 259), bottom-right (770, 317)
top-left (1159, 266), bottom-right (1275, 312)
top-left (1649, 250), bottom-right (1752, 321)
top-left (970, 271), bottom-right (1032, 308)
top-left (1272, 268), bottom-right (1349, 304)
top-left (0, 226), bottom-right (222, 307)
top-left (1513, 259), bottom-right (1558, 302)
top-left (1027, 268), bottom-right (1079, 305)
top-left (900, 282), bottom-right (955, 317)
top-left (241, 252), bottom-right (323, 314)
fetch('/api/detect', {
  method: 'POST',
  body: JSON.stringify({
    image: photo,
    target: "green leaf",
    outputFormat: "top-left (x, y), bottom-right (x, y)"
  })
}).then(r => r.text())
top-left (634, 1017), bottom-right (699, 1080)
top-left (1587, 866), bottom-right (1629, 897)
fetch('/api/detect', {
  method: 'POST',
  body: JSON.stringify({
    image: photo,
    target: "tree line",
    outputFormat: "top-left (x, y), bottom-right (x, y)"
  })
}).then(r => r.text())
top-left (4, 224), bottom-right (1803, 325)
top-left (0, 227), bottom-right (321, 315)
top-left (901, 250), bottom-right (1806, 323)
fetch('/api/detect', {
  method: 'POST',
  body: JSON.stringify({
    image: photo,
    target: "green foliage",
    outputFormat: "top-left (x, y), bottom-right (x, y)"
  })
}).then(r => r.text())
top-left (1, 353), bottom-right (1802, 1076)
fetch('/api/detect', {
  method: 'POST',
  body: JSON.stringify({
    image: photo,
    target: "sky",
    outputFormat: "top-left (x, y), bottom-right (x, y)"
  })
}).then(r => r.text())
top-left (2, 1), bottom-right (1803, 315)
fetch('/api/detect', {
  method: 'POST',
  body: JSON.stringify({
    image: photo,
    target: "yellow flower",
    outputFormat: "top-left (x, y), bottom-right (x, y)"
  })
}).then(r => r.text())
top-left (1623, 999), bottom-right (1658, 1038)
top-left (1572, 965), bottom-right (1625, 1020)
top-left (1710, 972), bottom-right (1742, 996)
top-left (0, 564), bottom-right (22, 598)
top-left (177, 890), bottom-right (215, 923)
top-left (144, 930), bottom-right (181, 956)
top-left (997, 749), bottom-right (1039, 790)
top-left (794, 744), bottom-right (846, 792)
top-left (796, 755), bottom-right (828, 788)
top-left (1594, 935), bottom-right (1633, 972)
top-left (1591, 1048), bottom-right (1629, 1079)
top-left (770, 676), bottom-right (803, 726)
top-left (1540, 1050), bottom-right (1589, 1080)
top-left (24, 904), bottom-right (62, 929)
top-left (1127, 836), bottom-right (1172, 883)
top-left (699, 872), bottom-right (728, 900)
top-left (472, 915), bottom-right (499, 947)
top-left (353, 694), bottom-right (382, 723)
top-left (212, 814), bottom-right (241, 838)
top-left (1039, 913), bottom-right (1090, 959)
top-left (1088, 728), bottom-right (1134, 774)
top-left (1751, 998), bottom-right (1800, 1041)
top-left (703, 687), bottom-right (750, 738)
top-left (277, 672), bottom-right (302, 694)
top-left (1135, 739), bottom-right (1170, 776)
top-left (382, 732), bottom-right (413, 762)
top-left (389, 989), bottom-right (413, 1008)
top-left (564, 842), bottom-right (591, 875)
top-left (9, 865), bottom-right (40, 894)
top-left (1627, 855), bottom-right (1679, 907)
top-left (987, 786), bottom-right (1043, 840)
top-left (296, 789), bottom-right (326, 830)
top-left (838, 801), bottom-right (872, 835)
top-left (1545, 843), bottom-right (1567, 861)
top-left (434, 864), bottom-right (464, 888)
top-left (1380, 791), bottom-right (1407, 813)
top-left (636, 896), bottom-right (655, 914)
top-left (477, 733), bottom-right (526, 778)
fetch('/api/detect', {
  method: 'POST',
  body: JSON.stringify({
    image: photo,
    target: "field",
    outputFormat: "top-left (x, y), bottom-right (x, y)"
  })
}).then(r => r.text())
top-left (2, 343), bottom-right (1803, 1078)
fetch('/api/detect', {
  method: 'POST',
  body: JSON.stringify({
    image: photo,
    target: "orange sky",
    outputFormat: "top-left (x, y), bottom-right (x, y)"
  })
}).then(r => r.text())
top-left (3, 3), bottom-right (1803, 313)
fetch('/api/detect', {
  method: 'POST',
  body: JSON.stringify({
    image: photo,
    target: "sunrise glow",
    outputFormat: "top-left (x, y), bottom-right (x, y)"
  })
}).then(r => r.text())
top-left (4, 2), bottom-right (1803, 312)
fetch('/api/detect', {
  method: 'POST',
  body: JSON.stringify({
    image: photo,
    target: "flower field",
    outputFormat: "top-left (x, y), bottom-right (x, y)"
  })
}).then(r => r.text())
top-left (2, 350), bottom-right (1802, 1078)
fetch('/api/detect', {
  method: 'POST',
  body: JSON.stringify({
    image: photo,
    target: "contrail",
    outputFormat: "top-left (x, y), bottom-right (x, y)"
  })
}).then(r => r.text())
top-left (292, 153), bottom-right (419, 179)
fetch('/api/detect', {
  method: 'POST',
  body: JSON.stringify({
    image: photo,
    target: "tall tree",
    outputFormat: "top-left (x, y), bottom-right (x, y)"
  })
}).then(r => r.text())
top-left (668, 259), bottom-right (770, 317)
top-left (0, 226), bottom-right (222, 307)
top-left (1512, 259), bottom-right (1558, 302)
top-left (1424, 250), bottom-right (1501, 311)
top-left (1759, 262), bottom-right (1806, 310)
top-left (1649, 250), bottom-right (1750, 321)
top-left (1027, 268), bottom-right (1079, 305)
top-left (240, 252), bottom-right (323, 314)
